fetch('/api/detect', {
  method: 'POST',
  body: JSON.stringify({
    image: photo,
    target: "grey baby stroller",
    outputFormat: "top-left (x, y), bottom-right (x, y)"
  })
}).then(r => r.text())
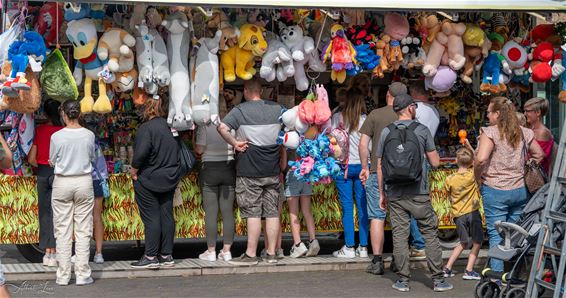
top-left (475, 184), bottom-right (566, 298)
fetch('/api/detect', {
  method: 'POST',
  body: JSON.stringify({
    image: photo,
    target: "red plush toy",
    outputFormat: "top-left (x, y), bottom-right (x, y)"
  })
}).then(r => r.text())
top-left (529, 42), bottom-right (555, 83)
top-left (34, 2), bottom-right (64, 47)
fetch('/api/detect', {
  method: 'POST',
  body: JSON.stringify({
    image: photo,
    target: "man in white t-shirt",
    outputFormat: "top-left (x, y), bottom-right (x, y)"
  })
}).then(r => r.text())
top-left (410, 81), bottom-right (440, 138)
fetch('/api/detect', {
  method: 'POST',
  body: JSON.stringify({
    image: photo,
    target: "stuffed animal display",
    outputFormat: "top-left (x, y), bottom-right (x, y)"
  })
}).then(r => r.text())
top-left (66, 18), bottom-right (112, 114)
top-left (321, 24), bottom-right (357, 83)
top-left (2, 31), bottom-right (47, 98)
top-left (280, 24), bottom-right (326, 90)
top-left (134, 20), bottom-right (170, 97)
top-left (190, 30), bottom-right (222, 126)
top-left (260, 33), bottom-right (294, 83)
top-left (34, 2), bottom-right (64, 47)
top-left (163, 11), bottom-right (193, 131)
top-left (220, 24), bottom-right (267, 82)
top-left (288, 132), bottom-right (342, 184)
top-left (97, 28), bottom-right (136, 73)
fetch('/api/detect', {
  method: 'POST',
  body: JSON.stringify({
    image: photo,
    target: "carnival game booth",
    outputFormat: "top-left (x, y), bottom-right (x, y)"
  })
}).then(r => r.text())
top-left (0, 0), bottom-right (564, 262)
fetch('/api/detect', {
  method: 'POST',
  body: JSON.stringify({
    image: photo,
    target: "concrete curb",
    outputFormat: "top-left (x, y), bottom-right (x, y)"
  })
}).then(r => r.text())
top-left (4, 250), bottom-right (488, 282)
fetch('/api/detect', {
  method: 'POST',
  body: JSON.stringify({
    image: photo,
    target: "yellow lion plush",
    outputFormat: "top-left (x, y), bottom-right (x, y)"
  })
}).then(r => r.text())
top-left (221, 24), bottom-right (267, 82)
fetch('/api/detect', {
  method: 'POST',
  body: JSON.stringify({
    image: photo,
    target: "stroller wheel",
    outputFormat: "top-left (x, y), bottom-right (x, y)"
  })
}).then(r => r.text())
top-left (504, 288), bottom-right (525, 298)
top-left (475, 281), bottom-right (501, 298)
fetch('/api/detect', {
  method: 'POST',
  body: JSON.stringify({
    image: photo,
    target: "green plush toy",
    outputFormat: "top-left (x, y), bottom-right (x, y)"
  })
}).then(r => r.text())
top-left (39, 49), bottom-right (79, 102)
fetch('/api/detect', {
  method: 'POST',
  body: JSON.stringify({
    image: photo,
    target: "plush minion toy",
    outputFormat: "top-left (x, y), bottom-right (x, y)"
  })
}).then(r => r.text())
top-left (66, 18), bottom-right (112, 114)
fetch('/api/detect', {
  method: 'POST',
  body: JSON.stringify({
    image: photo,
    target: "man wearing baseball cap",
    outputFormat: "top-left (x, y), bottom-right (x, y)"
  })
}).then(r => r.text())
top-left (359, 81), bottom-right (407, 275)
top-left (375, 93), bottom-right (451, 292)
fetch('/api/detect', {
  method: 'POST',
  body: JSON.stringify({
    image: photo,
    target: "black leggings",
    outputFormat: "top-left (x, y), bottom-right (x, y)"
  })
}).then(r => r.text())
top-left (37, 165), bottom-right (55, 250)
top-left (134, 180), bottom-right (175, 257)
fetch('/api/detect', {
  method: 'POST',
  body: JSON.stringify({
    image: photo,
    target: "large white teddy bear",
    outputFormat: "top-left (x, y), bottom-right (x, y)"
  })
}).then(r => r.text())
top-left (279, 24), bottom-right (326, 91)
top-left (190, 30), bottom-right (222, 126)
top-left (134, 20), bottom-right (170, 97)
top-left (163, 11), bottom-right (193, 131)
top-left (260, 32), bottom-right (295, 82)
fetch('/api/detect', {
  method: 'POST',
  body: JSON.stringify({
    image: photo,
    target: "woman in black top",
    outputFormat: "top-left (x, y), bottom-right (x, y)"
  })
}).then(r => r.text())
top-left (130, 98), bottom-right (180, 268)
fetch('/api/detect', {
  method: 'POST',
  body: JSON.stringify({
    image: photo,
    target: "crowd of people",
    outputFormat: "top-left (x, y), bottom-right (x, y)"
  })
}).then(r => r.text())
top-left (0, 74), bottom-right (557, 293)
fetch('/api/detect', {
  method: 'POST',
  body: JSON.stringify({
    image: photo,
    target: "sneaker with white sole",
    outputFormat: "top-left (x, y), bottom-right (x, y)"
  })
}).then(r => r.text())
top-left (290, 242), bottom-right (308, 258)
top-left (45, 254), bottom-right (57, 267)
top-left (410, 248), bottom-right (426, 260)
top-left (306, 239), bottom-right (320, 257)
top-left (392, 279), bottom-right (410, 292)
top-left (333, 245), bottom-right (356, 258)
top-left (218, 250), bottom-right (232, 261)
top-left (43, 253), bottom-right (51, 266)
top-left (276, 248), bottom-right (285, 259)
top-left (76, 276), bottom-right (94, 286)
top-left (94, 253), bottom-right (104, 264)
top-left (356, 246), bottom-right (369, 258)
top-left (229, 253), bottom-right (259, 266)
top-left (462, 270), bottom-right (481, 280)
top-left (199, 250), bottom-right (216, 261)
top-left (71, 255), bottom-right (76, 263)
top-left (260, 248), bottom-right (268, 259)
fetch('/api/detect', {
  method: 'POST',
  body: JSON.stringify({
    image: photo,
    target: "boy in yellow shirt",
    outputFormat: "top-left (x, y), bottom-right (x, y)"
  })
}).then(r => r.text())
top-left (442, 148), bottom-right (483, 280)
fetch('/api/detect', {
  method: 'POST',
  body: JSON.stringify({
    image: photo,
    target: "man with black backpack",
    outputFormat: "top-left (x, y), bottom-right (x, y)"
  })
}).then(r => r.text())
top-left (376, 94), bottom-right (452, 292)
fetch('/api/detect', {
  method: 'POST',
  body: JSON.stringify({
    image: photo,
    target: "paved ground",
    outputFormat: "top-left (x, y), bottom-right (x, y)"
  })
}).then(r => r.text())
top-left (4, 268), bottom-right (478, 297)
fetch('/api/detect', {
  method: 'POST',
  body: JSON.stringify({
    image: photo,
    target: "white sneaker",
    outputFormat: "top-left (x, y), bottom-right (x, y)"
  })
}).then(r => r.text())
top-left (218, 250), bottom-right (232, 261)
top-left (76, 276), bottom-right (94, 286)
top-left (290, 242), bottom-right (308, 258)
top-left (333, 245), bottom-right (356, 258)
top-left (199, 250), bottom-right (216, 261)
top-left (43, 253), bottom-right (51, 266)
top-left (43, 253), bottom-right (57, 267)
top-left (94, 253), bottom-right (104, 264)
top-left (306, 239), bottom-right (320, 257)
top-left (356, 246), bottom-right (369, 258)
top-left (276, 248), bottom-right (285, 259)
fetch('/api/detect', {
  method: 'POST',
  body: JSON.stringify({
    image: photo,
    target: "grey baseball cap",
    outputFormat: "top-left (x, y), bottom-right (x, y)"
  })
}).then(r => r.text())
top-left (393, 94), bottom-right (416, 112)
top-left (388, 82), bottom-right (408, 97)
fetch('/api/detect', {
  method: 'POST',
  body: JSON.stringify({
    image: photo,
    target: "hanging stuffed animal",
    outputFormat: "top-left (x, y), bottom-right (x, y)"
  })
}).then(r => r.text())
top-left (163, 11), bottom-right (193, 131)
top-left (63, 2), bottom-right (91, 21)
top-left (383, 13), bottom-right (410, 71)
top-left (2, 31), bottom-right (47, 98)
top-left (97, 28), bottom-right (136, 73)
top-left (461, 24), bottom-right (490, 84)
top-left (66, 18), bottom-right (112, 114)
top-left (372, 37), bottom-right (390, 78)
top-left (502, 40), bottom-right (528, 76)
top-left (90, 4), bottom-right (105, 32)
top-left (220, 23), bottom-right (267, 82)
top-left (134, 20), bottom-right (170, 97)
top-left (425, 65), bottom-right (457, 93)
top-left (190, 30), bottom-right (222, 126)
top-left (529, 42), bottom-right (556, 83)
top-left (321, 24), bottom-right (357, 83)
top-left (442, 22), bottom-right (467, 71)
top-left (480, 33), bottom-right (510, 94)
top-left (34, 2), bottom-right (64, 47)
top-left (280, 24), bottom-right (325, 90)
top-left (346, 19), bottom-right (379, 47)
top-left (416, 14), bottom-right (441, 53)
top-left (355, 44), bottom-right (381, 71)
top-left (401, 34), bottom-right (426, 69)
top-left (260, 33), bottom-right (294, 82)
top-left (110, 68), bottom-right (137, 93)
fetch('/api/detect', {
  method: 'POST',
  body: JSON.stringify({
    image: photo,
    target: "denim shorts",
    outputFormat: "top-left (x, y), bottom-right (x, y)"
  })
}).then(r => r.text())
top-left (366, 172), bottom-right (386, 220)
top-left (284, 171), bottom-right (313, 197)
top-left (93, 180), bottom-right (104, 198)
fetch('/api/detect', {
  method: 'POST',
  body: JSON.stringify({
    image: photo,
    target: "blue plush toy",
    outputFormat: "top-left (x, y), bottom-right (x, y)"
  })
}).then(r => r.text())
top-left (560, 50), bottom-right (566, 103)
top-left (355, 44), bottom-right (381, 70)
top-left (63, 3), bottom-right (91, 21)
top-left (2, 31), bottom-right (47, 97)
top-left (289, 132), bottom-right (343, 184)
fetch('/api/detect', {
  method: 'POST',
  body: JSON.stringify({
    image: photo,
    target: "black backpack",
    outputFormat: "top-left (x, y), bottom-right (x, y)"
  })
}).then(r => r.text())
top-left (382, 122), bottom-right (423, 185)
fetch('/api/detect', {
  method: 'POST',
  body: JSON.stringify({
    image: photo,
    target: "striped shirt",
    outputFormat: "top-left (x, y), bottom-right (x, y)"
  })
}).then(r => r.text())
top-left (223, 99), bottom-right (282, 178)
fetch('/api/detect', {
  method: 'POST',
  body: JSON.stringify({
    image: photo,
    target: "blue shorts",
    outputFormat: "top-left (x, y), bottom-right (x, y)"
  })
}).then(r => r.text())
top-left (284, 171), bottom-right (313, 197)
top-left (366, 173), bottom-right (386, 220)
top-left (93, 180), bottom-right (104, 198)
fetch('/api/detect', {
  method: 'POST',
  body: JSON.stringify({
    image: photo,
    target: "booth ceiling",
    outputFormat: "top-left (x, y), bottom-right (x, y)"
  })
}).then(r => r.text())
top-left (55, 0), bottom-right (566, 11)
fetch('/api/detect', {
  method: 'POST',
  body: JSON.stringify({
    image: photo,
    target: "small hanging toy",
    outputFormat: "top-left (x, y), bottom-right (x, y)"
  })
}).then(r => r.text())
top-left (458, 129), bottom-right (467, 145)
top-left (321, 24), bottom-right (357, 83)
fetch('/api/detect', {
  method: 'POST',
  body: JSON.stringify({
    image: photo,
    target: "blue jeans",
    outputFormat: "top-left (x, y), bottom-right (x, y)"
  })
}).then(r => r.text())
top-left (335, 164), bottom-right (369, 247)
top-left (410, 218), bottom-right (425, 250)
top-left (481, 184), bottom-right (528, 272)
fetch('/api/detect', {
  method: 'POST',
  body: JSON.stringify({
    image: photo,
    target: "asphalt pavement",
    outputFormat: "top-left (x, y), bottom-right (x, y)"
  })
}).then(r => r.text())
top-left (4, 268), bottom-right (478, 297)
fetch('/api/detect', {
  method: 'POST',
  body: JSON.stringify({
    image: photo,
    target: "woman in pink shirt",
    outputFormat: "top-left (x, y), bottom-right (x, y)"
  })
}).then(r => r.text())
top-left (475, 97), bottom-right (543, 274)
top-left (524, 97), bottom-right (554, 175)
